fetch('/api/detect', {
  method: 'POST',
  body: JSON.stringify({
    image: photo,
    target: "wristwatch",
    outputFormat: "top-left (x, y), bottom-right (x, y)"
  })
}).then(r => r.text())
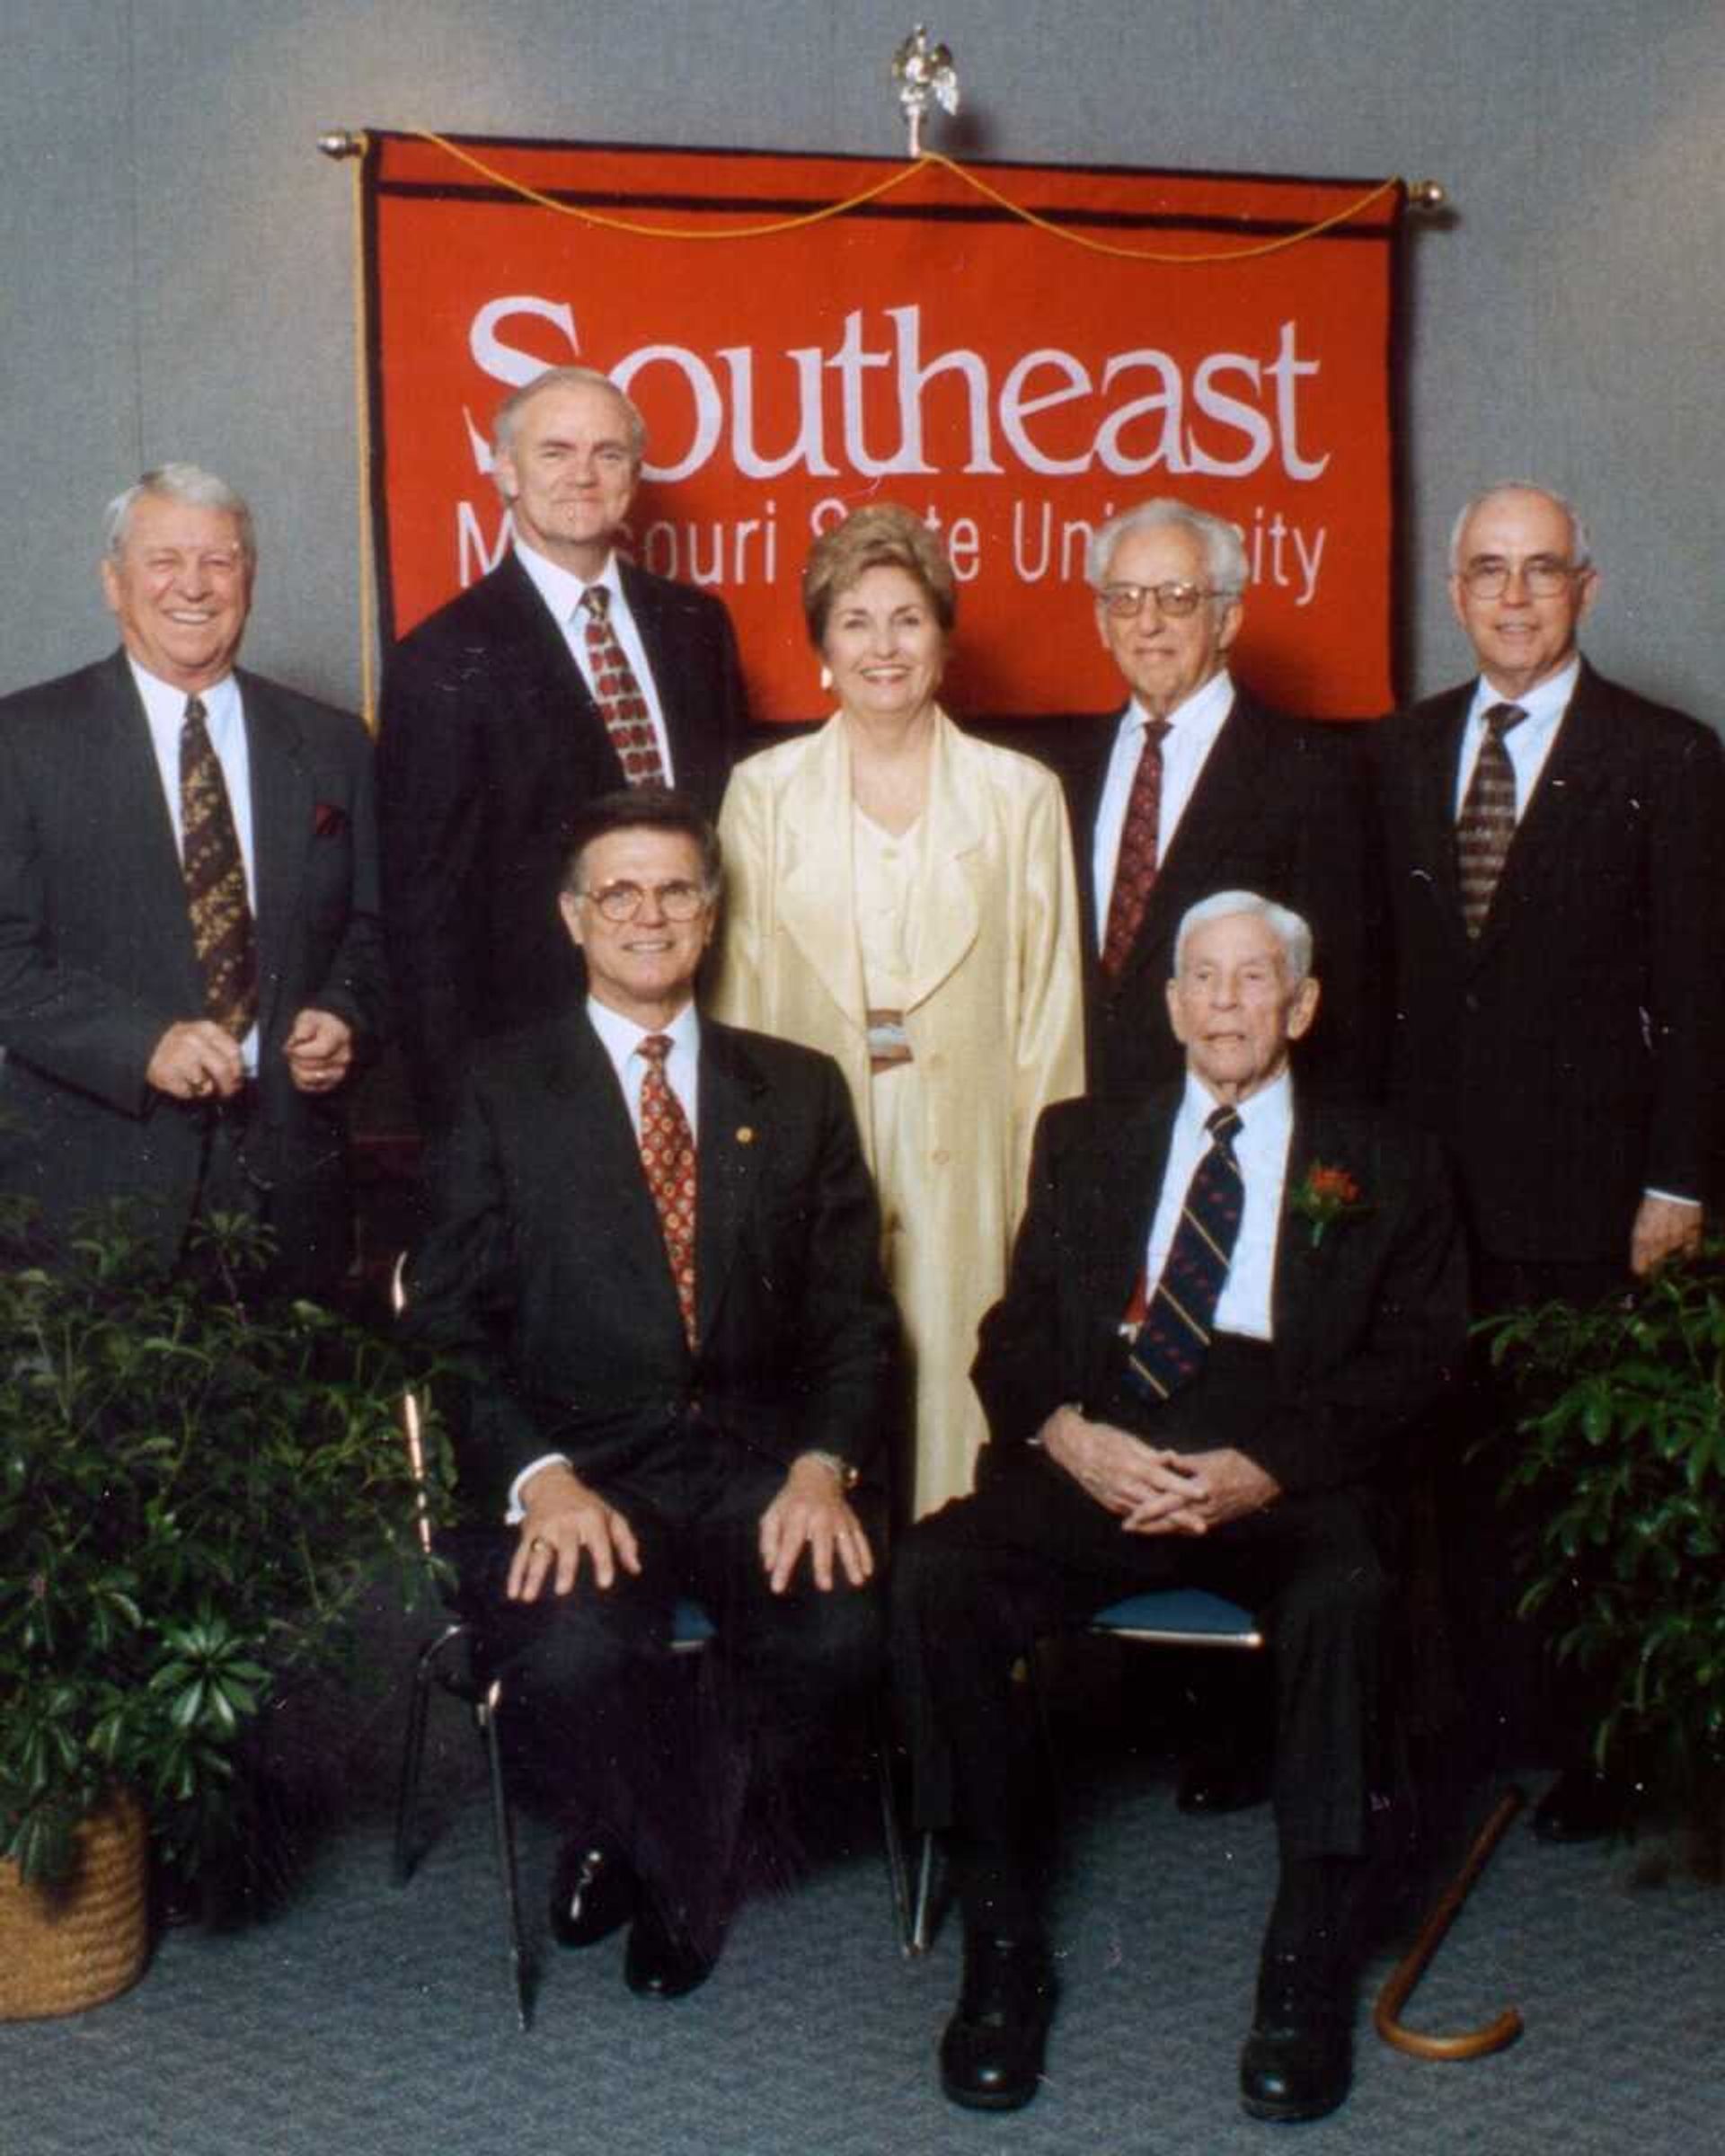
top-left (801, 1449), bottom-right (861, 1491)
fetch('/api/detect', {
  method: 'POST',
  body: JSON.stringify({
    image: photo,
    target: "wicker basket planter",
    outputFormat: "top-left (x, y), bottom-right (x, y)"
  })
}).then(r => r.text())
top-left (0, 1792), bottom-right (149, 2021)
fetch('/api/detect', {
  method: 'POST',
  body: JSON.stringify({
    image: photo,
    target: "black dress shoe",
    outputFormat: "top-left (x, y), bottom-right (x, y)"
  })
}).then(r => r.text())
top-left (1239, 1955), bottom-right (1352, 2123)
top-left (1176, 1745), bottom-right (1272, 1816)
top-left (939, 1933), bottom-right (1057, 2112)
top-left (1532, 1765), bottom-right (1630, 1844)
top-left (549, 1840), bottom-right (638, 1948)
top-left (624, 1901), bottom-right (716, 2000)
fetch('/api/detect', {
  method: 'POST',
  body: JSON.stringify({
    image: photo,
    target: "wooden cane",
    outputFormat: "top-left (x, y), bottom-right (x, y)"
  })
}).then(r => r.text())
top-left (1373, 1786), bottom-right (1526, 2061)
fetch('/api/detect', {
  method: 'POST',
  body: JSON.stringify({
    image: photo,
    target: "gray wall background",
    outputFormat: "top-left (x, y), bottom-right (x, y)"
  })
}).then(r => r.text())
top-left (4, 1), bottom-right (1720, 722)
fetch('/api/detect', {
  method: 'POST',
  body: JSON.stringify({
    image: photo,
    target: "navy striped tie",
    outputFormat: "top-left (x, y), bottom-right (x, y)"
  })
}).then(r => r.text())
top-left (1124, 1104), bottom-right (1244, 1404)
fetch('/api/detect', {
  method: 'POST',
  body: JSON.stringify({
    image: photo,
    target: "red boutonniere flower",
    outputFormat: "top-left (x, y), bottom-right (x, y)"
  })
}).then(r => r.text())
top-left (1291, 1162), bottom-right (1370, 1248)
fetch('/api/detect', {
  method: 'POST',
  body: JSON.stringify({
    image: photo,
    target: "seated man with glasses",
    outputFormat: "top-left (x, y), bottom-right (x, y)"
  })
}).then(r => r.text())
top-left (1064, 497), bottom-right (1381, 1107)
top-left (403, 787), bottom-right (898, 2000)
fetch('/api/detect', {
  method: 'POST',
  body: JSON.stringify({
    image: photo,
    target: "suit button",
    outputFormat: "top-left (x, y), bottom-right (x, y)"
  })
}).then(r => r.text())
top-left (926, 1052), bottom-right (945, 1072)
top-left (932, 1148), bottom-right (951, 1166)
top-left (1464, 992), bottom-right (1480, 1013)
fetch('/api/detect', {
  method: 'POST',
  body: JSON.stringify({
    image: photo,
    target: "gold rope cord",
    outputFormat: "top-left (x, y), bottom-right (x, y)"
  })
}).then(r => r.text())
top-left (408, 129), bottom-right (1402, 264)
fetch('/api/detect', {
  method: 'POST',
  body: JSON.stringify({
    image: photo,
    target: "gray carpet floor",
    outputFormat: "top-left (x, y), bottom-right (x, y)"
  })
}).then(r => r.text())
top-left (6, 1662), bottom-right (1723, 2156)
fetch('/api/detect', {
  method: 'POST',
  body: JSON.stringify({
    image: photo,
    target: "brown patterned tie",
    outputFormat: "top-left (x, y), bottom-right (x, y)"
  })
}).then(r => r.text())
top-left (1455, 702), bottom-right (1527, 939)
top-left (1101, 717), bottom-right (1171, 977)
top-left (637, 1034), bottom-right (697, 1349)
top-left (180, 694), bottom-right (258, 1038)
top-left (581, 586), bottom-right (667, 785)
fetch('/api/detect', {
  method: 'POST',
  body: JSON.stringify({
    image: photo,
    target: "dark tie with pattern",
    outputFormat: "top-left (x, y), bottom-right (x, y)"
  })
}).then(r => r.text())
top-left (637, 1034), bottom-right (697, 1349)
top-left (1101, 717), bottom-right (1172, 978)
top-left (1455, 701), bottom-right (1527, 939)
top-left (581, 586), bottom-right (667, 785)
top-left (1123, 1104), bottom-right (1245, 1405)
top-left (179, 694), bottom-right (257, 1039)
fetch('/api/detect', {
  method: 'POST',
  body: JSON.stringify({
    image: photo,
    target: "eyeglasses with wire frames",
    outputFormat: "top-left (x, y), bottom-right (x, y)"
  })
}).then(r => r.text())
top-left (575, 878), bottom-right (713, 924)
top-left (1456, 555), bottom-right (1588, 600)
top-left (1094, 579), bottom-right (1238, 621)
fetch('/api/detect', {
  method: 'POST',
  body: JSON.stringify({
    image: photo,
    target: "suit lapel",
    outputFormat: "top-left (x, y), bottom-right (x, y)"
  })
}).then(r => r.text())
top-left (1473, 666), bottom-right (1609, 958)
top-left (906, 713), bottom-right (982, 1010)
top-left (694, 1022), bottom-right (770, 1343)
top-left (1117, 694), bottom-right (1259, 984)
top-left (1076, 1094), bottom-right (1177, 1397)
top-left (544, 1012), bottom-right (679, 1316)
top-left (240, 675), bottom-right (314, 1047)
top-left (90, 655), bottom-right (203, 1005)
top-left (1272, 1097), bottom-right (1367, 1381)
top-left (774, 719), bottom-right (870, 1027)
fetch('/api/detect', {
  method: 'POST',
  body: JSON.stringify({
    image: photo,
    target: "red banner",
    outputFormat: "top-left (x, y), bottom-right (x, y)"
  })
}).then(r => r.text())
top-left (364, 135), bottom-right (1406, 721)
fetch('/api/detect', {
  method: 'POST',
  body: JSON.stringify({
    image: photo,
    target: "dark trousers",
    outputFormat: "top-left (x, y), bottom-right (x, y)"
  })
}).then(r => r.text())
top-left (891, 1379), bottom-right (1389, 1935)
top-left (455, 1434), bottom-right (882, 1948)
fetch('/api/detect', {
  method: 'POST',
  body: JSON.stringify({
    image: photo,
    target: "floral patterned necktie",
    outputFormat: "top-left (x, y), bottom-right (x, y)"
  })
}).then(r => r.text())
top-left (637, 1033), bottom-right (697, 1348)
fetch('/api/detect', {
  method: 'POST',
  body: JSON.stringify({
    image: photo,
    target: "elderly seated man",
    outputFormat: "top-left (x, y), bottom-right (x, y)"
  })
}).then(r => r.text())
top-left (893, 889), bottom-right (1464, 2122)
top-left (405, 788), bottom-right (897, 2000)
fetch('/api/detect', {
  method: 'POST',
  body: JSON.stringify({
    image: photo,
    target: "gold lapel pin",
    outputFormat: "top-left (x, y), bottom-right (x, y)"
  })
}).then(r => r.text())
top-left (737, 1126), bottom-right (756, 1144)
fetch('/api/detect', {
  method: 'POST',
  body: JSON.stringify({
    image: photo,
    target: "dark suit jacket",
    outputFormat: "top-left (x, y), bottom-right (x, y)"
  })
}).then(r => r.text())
top-left (403, 1010), bottom-right (898, 1521)
top-left (972, 1082), bottom-right (1464, 1500)
top-left (0, 650), bottom-right (386, 1282)
top-left (376, 552), bottom-right (747, 1129)
top-left (1375, 664), bottom-right (1725, 1268)
top-left (1063, 688), bottom-right (1382, 1100)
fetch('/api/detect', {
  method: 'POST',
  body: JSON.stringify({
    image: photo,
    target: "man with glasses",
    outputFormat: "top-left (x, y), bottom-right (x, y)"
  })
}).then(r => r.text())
top-left (1376, 481), bottom-right (1725, 1838)
top-left (1067, 498), bottom-right (1378, 1108)
top-left (404, 787), bottom-right (896, 1999)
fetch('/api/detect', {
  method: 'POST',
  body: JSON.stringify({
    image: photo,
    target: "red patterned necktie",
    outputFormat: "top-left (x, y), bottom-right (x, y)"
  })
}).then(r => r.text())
top-left (180, 694), bottom-right (258, 1038)
top-left (637, 1034), bottom-right (697, 1349)
top-left (1101, 717), bottom-right (1171, 978)
top-left (1455, 701), bottom-right (1527, 939)
top-left (581, 586), bottom-right (667, 785)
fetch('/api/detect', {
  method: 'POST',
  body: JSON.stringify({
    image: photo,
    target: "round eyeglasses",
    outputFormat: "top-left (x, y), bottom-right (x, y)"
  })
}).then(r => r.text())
top-left (1458, 556), bottom-right (1585, 599)
top-left (1095, 580), bottom-right (1232, 621)
top-left (578, 879), bottom-right (712, 923)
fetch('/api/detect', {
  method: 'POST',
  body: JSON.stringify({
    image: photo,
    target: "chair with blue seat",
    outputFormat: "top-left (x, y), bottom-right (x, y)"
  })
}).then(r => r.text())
top-left (904, 1585), bottom-right (1263, 1955)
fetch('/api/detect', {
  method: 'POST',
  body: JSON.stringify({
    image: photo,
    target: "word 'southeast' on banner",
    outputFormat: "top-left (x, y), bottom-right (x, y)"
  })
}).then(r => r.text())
top-left (363, 134), bottom-right (1409, 723)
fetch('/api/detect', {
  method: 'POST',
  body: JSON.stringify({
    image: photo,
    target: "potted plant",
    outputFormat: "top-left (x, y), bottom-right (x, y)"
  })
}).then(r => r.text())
top-left (1483, 1241), bottom-right (1725, 1856)
top-left (0, 1197), bottom-right (447, 2016)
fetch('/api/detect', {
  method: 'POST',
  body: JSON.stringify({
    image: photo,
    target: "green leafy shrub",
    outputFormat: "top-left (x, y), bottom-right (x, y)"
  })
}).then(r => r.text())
top-left (0, 1199), bottom-right (448, 1886)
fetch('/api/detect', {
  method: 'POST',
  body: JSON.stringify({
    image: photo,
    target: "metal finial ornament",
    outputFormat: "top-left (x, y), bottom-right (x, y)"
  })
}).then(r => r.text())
top-left (891, 27), bottom-right (959, 159)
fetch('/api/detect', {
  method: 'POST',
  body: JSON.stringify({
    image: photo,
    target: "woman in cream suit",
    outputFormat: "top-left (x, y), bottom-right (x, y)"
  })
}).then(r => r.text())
top-left (712, 505), bottom-right (1084, 1516)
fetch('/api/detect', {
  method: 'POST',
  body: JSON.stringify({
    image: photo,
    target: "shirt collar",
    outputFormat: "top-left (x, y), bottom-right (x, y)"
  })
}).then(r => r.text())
top-left (514, 535), bottom-right (622, 625)
top-left (1466, 654), bottom-right (1581, 731)
top-left (1178, 1061), bottom-right (1295, 1146)
top-left (1121, 667), bottom-right (1235, 747)
top-left (586, 991), bottom-right (701, 1074)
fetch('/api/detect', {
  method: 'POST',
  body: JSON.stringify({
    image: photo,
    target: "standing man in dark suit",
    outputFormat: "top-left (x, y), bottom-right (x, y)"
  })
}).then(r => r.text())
top-left (1376, 481), bottom-right (1725, 1836)
top-left (378, 365), bottom-right (747, 1134)
top-left (894, 892), bottom-right (1464, 2123)
top-left (0, 464), bottom-right (386, 1296)
top-left (404, 788), bottom-right (896, 1999)
top-left (1066, 499), bottom-right (1378, 1103)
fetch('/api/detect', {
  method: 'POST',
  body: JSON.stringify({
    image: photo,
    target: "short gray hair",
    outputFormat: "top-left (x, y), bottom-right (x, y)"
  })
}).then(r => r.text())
top-left (1087, 497), bottom-right (1248, 599)
top-left (1173, 889), bottom-right (1312, 982)
top-left (494, 366), bottom-right (647, 464)
top-left (104, 464), bottom-right (256, 566)
top-left (1447, 482), bottom-right (1592, 574)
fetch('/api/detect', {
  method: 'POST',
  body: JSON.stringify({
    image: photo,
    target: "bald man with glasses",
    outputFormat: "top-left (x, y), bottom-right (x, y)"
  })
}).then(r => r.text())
top-left (1376, 481), bottom-right (1725, 1839)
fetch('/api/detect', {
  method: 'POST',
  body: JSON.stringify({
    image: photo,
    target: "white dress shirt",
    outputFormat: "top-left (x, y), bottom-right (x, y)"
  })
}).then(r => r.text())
top-left (506, 994), bottom-right (702, 1516)
top-left (1091, 670), bottom-right (1236, 946)
top-left (129, 656), bottom-right (259, 1073)
top-left (1143, 1068), bottom-right (1295, 1341)
top-left (512, 537), bottom-right (675, 781)
top-left (1451, 655), bottom-right (1579, 823)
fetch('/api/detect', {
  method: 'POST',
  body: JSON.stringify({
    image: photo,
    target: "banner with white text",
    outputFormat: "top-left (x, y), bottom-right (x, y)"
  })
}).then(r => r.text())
top-left (363, 135), bottom-right (1408, 722)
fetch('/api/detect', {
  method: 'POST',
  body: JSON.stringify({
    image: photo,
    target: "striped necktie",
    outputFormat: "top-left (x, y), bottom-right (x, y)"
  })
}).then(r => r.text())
top-left (1123, 1104), bottom-right (1244, 1404)
top-left (1455, 701), bottom-right (1527, 938)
